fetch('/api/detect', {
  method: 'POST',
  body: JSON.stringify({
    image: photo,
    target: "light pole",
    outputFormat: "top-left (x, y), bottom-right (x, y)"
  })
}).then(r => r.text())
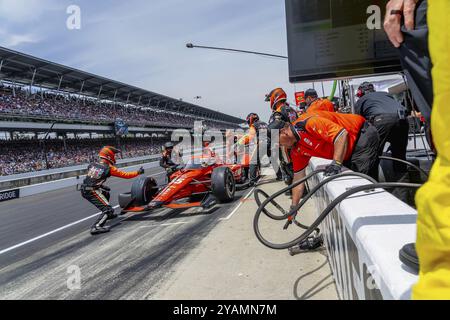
top-left (186, 43), bottom-right (288, 60)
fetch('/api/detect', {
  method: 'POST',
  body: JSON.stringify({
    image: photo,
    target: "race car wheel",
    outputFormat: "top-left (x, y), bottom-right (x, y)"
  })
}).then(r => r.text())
top-left (211, 167), bottom-right (236, 203)
top-left (131, 176), bottom-right (158, 206)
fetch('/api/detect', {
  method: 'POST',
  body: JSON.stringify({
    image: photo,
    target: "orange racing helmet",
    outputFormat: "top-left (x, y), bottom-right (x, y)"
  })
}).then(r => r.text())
top-left (265, 88), bottom-right (287, 111)
top-left (99, 146), bottom-right (121, 165)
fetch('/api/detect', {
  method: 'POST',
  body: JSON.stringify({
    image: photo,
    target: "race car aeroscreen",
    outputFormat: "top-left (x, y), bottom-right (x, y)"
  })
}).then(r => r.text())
top-left (285, 0), bottom-right (402, 83)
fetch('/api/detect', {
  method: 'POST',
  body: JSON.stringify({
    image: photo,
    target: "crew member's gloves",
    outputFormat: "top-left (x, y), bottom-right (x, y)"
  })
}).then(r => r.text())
top-left (324, 160), bottom-right (343, 177)
top-left (137, 167), bottom-right (145, 175)
top-left (289, 204), bottom-right (298, 216)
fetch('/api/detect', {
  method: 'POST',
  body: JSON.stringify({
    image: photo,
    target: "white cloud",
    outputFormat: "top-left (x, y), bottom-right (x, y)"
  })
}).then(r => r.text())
top-left (0, 0), bottom-right (52, 22)
top-left (4, 33), bottom-right (38, 47)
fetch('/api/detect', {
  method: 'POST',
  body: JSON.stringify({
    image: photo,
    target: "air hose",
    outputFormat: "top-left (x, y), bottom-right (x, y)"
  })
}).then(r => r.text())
top-left (255, 171), bottom-right (377, 221)
top-left (254, 169), bottom-right (325, 221)
top-left (253, 155), bottom-right (428, 250)
top-left (254, 182), bottom-right (421, 250)
top-left (379, 156), bottom-right (429, 179)
top-left (253, 171), bottom-right (378, 248)
top-left (254, 156), bottom-right (427, 222)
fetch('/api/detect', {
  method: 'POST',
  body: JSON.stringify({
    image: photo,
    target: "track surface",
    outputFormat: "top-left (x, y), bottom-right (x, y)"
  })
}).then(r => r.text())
top-left (0, 166), bottom-right (254, 299)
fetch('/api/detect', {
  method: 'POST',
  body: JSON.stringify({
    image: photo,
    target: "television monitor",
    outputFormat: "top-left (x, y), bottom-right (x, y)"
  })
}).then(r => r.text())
top-left (285, 0), bottom-right (402, 82)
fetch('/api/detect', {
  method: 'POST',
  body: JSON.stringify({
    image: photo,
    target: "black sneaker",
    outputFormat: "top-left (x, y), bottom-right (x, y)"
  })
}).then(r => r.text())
top-left (90, 226), bottom-right (110, 235)
top-left (399, 243), bottom-right (419, 272)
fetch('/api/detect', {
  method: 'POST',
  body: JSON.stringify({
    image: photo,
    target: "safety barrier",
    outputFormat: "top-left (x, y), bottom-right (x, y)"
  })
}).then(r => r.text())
top-left (0, 155), bottom-right (160, 191)
top-left (308, 157), bottom-right (418, 300)
top-left (0, 159), bottom-right (162, 202)
top-left (0, 146), bottom-right (225, 201)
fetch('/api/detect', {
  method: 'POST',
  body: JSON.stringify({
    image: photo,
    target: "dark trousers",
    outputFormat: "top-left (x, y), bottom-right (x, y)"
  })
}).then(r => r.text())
top-left (81, 188), bottom-right (115, 228)
top-left (345, 122), bottom-right (380, 180)
top-left (249, 163), bottom-right (260, 183)
top-left (373, 114), bottom-right (409, 171)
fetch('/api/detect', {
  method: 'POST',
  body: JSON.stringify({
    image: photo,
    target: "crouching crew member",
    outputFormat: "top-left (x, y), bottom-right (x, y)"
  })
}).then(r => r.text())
top-left (269, 111), bottom-right (380, 211)
top-left (355, 82), bottom-right (409, 172)
top-left (81, 146), bottom-right (144, 235)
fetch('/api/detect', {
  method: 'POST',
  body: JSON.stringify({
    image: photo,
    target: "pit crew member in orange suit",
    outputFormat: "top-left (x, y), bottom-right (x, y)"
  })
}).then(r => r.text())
top-left (304, 89), bottom-right (335, 113)
top-left (269, 111), bottom-right (379, 213)
top-left (265, 87), bottom-right (298, 186)
top-left (238, 113), bottom-right (267, 186)
top-left (81, 146), bottom-right (144, 235)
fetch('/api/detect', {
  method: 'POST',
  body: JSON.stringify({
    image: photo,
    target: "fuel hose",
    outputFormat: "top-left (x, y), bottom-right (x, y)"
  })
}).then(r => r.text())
top-left (254, 182), bottom-right (421, 250)
top-left (253, 156), bottom-right (427, 250)
top-left (253, 171), bottom-right (377, 247)
top-left (379, 156), bottom-right (429, 179)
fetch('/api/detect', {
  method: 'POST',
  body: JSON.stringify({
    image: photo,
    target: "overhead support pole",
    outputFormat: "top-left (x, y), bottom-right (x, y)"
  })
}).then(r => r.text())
top-left (57, 75), bottom-right (63, 92)
top-left (126, 93), bottom-right (131, 105)
top-left (112, 89), bottom-right (118, 111)
top-left (54, 75), bottom-right (64, 101)
top-left (0, 60), bottom-right (4, 86)
top-left (79, 80), bottom-right (85, 105)
top-left (79, 81), bottom-right (85, 95)
top-left (137, 95), bottom-right (142, 107)
top-left (12, 78), bottom-right (16, 97)
top-left (28, 68), bottom-right (37, 97)
top-left (186, 43), bottom-right (288, 60)
top-left (97, 85), bottom-right (103, 101)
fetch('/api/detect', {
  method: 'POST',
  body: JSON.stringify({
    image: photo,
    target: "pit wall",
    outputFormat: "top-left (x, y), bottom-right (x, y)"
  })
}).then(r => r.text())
top-left (0, 147), bottom-right (223, 202)
top-left (0, 155), bottom-right (159, 192)
top-left (308, 157), bottom-right (418, 300)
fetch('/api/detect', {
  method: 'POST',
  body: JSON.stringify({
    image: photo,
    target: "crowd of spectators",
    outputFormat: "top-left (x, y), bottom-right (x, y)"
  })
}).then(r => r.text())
top-left (0, 86), bottom-right (239, 130)
top-left (0, 137), bottom-right (169, 176)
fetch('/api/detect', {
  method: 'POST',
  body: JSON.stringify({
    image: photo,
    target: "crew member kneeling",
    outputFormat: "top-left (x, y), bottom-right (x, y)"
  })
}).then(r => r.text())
top-left (81, 146), bottom-right (144, 235)
top-left (270, 111), bottom-right (379, 210)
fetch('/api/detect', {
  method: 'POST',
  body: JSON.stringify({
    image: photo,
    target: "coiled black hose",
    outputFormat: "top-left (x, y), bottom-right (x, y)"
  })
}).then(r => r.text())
top-left (253, 171), bottom-right (378, 247)
top-left (254, 169), bottom-right (325, 221)
top-left (379, 156), bottom-right (429, 179)
top-left (253, 156), bottom-right (427, 250)
top-left (254, 182), bottom-right (421, 250)
top-left (255, 171), bottom-right (377, 222)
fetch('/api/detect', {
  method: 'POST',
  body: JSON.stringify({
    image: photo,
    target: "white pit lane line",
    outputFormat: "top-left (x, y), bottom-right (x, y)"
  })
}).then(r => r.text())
top-left (219, 173), bottom-right (272, 221)
top-left (0, 172), bottom-right (170, 256)
top-left (0, 205), bottom-right (121, 256)
top-left (219, 186), bottom-right (256, 221)
top-left (0, 171), bottom-right (264, 255)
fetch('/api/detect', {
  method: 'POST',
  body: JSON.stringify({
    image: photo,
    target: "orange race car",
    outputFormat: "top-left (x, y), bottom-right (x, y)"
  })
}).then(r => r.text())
top-left (119, 154), bottom-right (255, 214)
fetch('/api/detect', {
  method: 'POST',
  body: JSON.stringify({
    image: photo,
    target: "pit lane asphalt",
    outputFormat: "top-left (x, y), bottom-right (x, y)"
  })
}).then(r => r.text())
top-left (0, 166), bottom-right (253, 299)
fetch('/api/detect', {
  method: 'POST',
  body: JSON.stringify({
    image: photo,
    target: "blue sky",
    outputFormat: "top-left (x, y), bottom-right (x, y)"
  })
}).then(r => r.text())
top-left (0, 0), bottom-right (327, 121)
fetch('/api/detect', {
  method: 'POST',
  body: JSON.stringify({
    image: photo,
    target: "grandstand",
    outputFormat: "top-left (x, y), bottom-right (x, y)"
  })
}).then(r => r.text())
top-left (0, 46), bottom-right (243, 176)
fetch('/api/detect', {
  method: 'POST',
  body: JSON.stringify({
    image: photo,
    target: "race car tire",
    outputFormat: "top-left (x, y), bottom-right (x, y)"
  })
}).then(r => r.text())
top-left (211, 167), bottom-right (236, 203)
top-left (131, 176), bottom-right (158, 206)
